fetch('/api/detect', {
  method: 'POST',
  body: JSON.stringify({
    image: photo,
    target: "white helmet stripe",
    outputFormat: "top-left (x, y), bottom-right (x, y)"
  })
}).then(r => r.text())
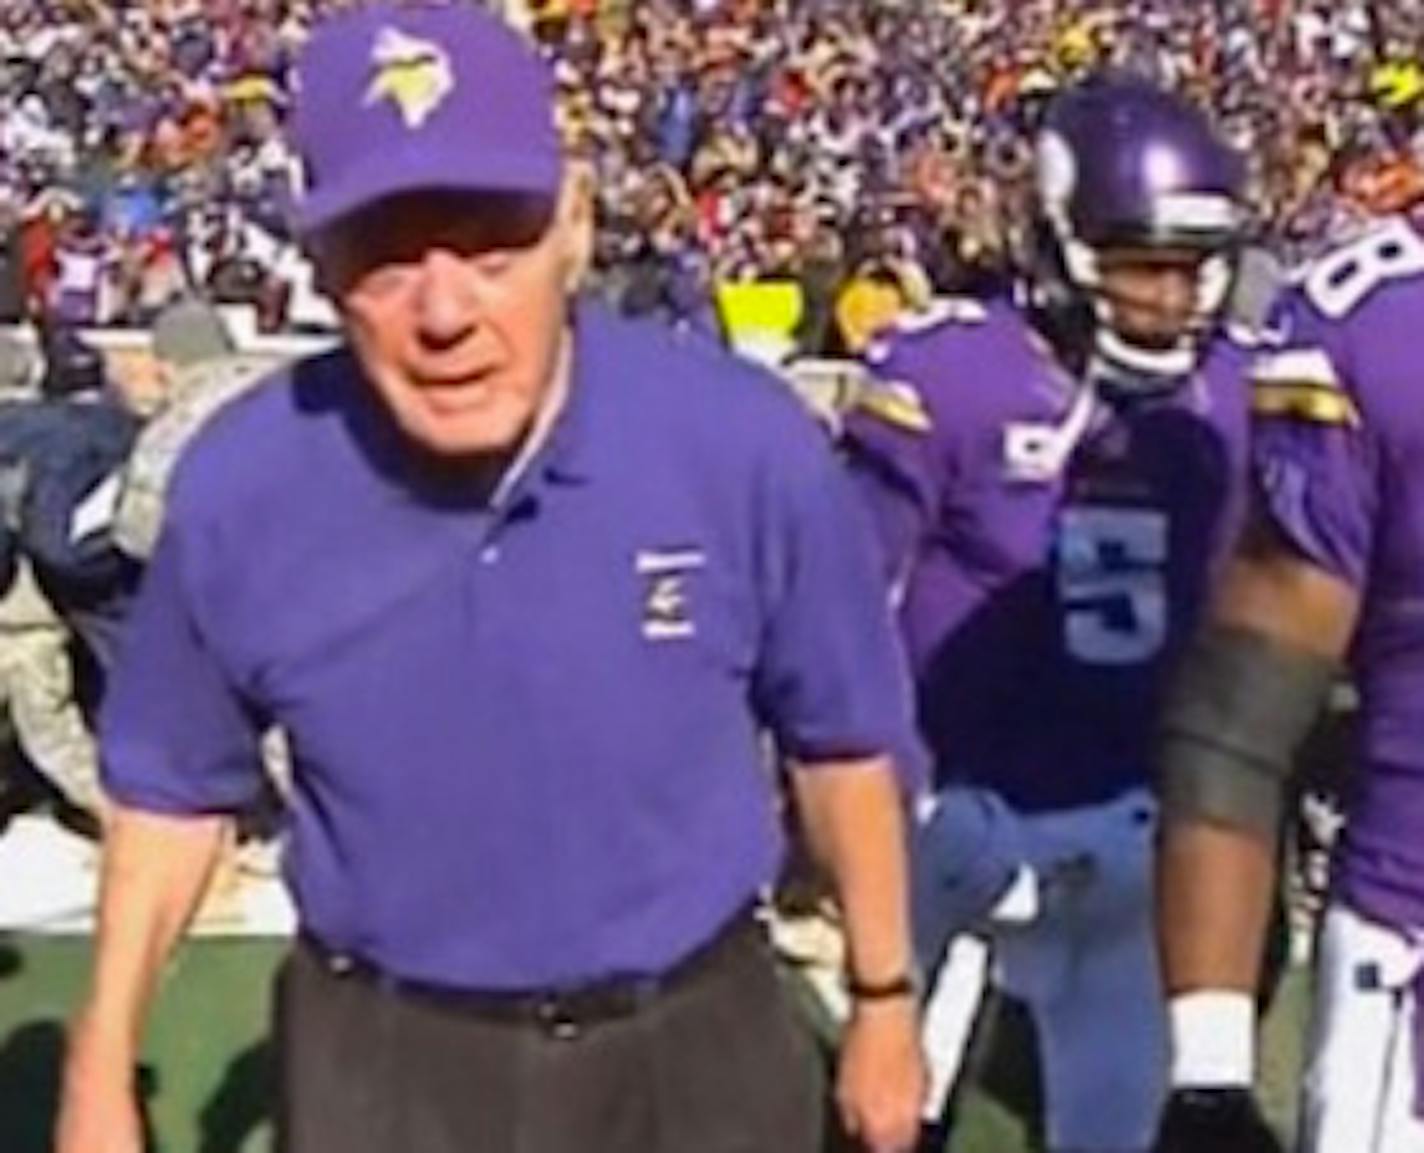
top-left (1152, 193), bottom-right (1243, 235)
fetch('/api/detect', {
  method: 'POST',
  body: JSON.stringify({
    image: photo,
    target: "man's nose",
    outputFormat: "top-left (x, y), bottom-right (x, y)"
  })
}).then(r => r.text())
top-left (413, 248), bottom-right (480, 344)
top-left (1155, 268), bottom-right (1199, 317)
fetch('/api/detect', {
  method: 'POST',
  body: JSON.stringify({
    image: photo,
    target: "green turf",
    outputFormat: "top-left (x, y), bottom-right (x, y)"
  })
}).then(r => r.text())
top-left (0, 936), bottom-right (1311, 1153)
top-left (0, 937), bottom-right (280, 1153)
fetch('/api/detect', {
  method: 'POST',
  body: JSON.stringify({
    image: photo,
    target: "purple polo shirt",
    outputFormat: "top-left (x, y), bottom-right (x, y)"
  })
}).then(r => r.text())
top-left (101, 301), bottom-right (918, 989)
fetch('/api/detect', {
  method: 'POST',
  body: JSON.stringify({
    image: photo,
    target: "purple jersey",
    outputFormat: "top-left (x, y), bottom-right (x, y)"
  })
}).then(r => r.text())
top-left (844, 298), bottom-right (1251, 811)
top-left (1251, 215), bottom-right (1424, 930)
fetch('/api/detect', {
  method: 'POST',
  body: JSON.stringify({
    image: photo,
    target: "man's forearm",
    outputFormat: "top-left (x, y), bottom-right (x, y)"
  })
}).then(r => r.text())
top-left (793, 758), bottom-right (925, 1153)
top-left (1156, 821), bottom-right (1277, 996)
top-left (76, 805), bottom-right (230, 1059)
top-left (790, 757), bottom-right (913, 986)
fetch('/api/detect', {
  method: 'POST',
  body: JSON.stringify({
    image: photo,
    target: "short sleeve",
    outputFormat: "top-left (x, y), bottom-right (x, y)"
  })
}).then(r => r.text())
top-left (751, 412), bottom-right (928, 791)
top-left (840, 344), bottom-right (945, 588)
top-left (100, 507), bottom-right (265, 814)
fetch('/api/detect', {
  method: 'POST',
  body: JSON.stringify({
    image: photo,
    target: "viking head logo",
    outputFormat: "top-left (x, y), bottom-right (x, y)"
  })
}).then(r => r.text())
top-left (364, 27), bottom-right (455, 130)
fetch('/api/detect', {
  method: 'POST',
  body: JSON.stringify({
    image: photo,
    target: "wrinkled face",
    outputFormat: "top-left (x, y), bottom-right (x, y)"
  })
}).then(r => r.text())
top-left (1095, 245), bottom-right (1211, 349)
top-left (313, 177), bottom-right (591, 459)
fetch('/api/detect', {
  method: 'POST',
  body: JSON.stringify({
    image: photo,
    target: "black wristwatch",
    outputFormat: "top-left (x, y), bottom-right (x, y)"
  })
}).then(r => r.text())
top-left (845, 972), bottom-right (917, 1001)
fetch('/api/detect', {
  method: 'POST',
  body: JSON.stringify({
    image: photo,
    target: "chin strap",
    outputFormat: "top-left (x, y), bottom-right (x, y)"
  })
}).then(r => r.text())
top-left (1057, 230), bottom-right (1232, 393)
top-left (1085, 345), bottom-right (1191, 401)
top-left (1093, 328), bottom-right (1199, 386)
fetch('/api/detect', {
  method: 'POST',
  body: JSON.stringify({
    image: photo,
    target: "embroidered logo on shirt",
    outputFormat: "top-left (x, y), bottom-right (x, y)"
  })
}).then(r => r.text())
top-left (365, 27), bottom-right (455, 130)
top-left (636, 549), bottom-right (704, 641)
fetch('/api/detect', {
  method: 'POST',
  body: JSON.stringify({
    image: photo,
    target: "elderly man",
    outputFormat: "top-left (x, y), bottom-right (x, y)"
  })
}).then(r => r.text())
top-left (55, 6), bottom-right (924, 1153)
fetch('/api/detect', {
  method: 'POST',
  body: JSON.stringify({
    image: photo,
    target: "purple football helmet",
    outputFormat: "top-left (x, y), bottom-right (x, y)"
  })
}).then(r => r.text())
top-left (1032, 74), bottom-right (1246, 385)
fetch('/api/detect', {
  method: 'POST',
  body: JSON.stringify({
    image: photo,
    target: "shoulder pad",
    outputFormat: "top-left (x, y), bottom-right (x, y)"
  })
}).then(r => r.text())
top-left (1284, 214), bottom-right (1388, 283)
top-left (1250, 347), bottom-right (1360, 427)
top-left (1288, 215), bottom-right (1424, 321)
top-left (1223, 320), bottom-right (1280, 350)
top-left (851, 376), bottom-right (933, 435)
top-left (893, 296), bottom-right (988, 336)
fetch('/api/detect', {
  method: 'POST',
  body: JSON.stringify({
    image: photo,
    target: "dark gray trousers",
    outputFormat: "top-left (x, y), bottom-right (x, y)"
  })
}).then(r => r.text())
top-left (274, 924), bottom-right (824, 1153)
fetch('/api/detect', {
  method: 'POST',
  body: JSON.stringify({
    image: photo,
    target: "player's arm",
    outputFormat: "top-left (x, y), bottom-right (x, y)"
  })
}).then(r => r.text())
top-left (1156, 259), bottom-right (1379, 1148)
top-left (1152, 517), bottom-right (1356, 1153)
top-left (1157, 513), bottom-right (1358, 1026)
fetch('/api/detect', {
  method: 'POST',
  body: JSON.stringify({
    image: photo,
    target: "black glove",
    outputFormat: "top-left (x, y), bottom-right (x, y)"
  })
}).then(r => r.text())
top-left (1154, 1088), bottom-right (1285, 1153)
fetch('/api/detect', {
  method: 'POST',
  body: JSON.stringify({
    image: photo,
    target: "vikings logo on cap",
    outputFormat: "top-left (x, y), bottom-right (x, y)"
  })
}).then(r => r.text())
top-left (364, 27), bottom-right (455, 130)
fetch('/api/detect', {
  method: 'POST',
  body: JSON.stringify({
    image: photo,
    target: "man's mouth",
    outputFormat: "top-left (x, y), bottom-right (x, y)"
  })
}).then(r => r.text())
top-left (416, 371), bottom-right (497, 414)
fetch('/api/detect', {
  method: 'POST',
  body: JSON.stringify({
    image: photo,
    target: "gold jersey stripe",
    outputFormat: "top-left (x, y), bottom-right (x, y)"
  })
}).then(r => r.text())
top-left (1251, 382), bottom-right (1361, 427)
top-left (854, 383), bottom-right (933, 434)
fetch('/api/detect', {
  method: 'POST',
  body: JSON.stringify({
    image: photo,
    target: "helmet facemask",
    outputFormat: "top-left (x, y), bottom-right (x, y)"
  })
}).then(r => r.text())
top-left (1032, 77), bottom-right (1247, 395)
top-left (1057, 219), bottom-right (1241, 389)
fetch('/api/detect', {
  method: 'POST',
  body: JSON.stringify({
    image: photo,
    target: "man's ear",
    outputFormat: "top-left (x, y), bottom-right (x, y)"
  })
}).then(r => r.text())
top-left (305, 235), bottom-right (340, 301)
top-left (558, 161), bottom-right (597, 294)
top-left (312, 263), bottom-right (339, 302)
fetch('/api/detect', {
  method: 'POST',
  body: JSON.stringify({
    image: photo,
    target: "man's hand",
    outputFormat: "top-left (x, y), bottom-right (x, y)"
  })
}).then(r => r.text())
top-left (53, 807), bottom-right (228, 1153)
top-left (1154, 1088), bottom-right (1284, 1153)
top-left (54, 1019), bottom-right (144, 1153)
top-left (836, 997), bottom-right (925, 1153)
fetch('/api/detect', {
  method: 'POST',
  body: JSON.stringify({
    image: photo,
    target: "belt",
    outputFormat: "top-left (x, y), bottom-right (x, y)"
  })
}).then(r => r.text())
top-left (297, 904), bottom-right (762, 1039)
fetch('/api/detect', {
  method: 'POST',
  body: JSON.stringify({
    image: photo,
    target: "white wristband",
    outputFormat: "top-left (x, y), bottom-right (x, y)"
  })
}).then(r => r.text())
top-left (1169, 991), bottom-right (1256, 1089)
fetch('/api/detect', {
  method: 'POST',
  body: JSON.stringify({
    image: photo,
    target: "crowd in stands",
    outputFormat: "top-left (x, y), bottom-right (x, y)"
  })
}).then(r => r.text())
top-left (2, 0), bottom-right (1424, 351)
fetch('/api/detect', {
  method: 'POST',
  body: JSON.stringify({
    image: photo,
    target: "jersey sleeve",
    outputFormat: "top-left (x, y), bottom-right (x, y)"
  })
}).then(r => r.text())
top-left (839, 335), bottom-right (952, 593)
top-left (1249, 288), bottom-right (1380, 591)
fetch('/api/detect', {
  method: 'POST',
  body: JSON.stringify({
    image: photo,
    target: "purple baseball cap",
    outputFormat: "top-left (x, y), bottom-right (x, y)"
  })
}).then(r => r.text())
top-left (291, 1), bottom-right (563, 236)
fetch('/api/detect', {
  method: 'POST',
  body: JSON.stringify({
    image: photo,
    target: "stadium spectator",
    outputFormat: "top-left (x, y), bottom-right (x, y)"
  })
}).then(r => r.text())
top-left (1, 0), bottom-right (1422, 340)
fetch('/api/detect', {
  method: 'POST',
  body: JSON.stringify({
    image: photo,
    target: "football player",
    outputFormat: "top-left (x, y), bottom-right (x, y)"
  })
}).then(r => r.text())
top-left (843, 74), bottom-right (1255, 1153)
top-left (1154, 210), bottom-right (1424, 1153)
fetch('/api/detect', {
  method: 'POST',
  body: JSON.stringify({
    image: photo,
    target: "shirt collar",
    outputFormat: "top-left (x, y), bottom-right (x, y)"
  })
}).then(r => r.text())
top-left (533, 296), bottom-right (605, 488)
top-left (488, 325), bottom-right (573, 508)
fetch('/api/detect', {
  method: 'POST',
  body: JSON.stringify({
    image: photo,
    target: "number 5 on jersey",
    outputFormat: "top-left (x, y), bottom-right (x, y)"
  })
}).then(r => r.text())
top-left (1058, 507), bottom-right (1169, 666)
